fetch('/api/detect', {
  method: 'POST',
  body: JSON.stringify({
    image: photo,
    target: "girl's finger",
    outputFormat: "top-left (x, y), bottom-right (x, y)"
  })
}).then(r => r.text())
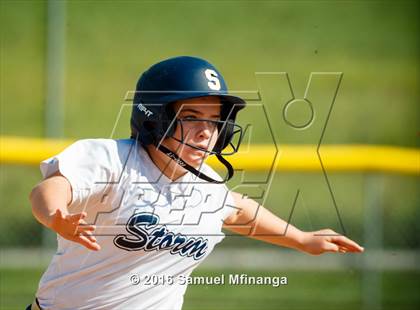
top-left (331, 236), bottom-right (364, 252)
top-left (323, 242), bottom-right (340, 253)
top-left (74, 235), bottom-right (101, 251)
top-left (66, 212), bottom-right (87, 223)
top-left (79, 230), bottom-right (97, 243)
top-left (338, 246), bottom-right (347, 253)
top-left (77, 224), bottom-right (96, 232)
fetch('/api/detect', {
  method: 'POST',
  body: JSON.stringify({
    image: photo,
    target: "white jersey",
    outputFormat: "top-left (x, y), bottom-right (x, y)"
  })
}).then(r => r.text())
top-left (36, 138), bottom-right (236, 310)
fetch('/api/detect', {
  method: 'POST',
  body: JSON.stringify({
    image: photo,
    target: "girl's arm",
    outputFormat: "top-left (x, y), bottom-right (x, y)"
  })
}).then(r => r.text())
top-left (29, 171), bottom-right (100, 251)
top-left (223, 191), bottom-right (363, 255)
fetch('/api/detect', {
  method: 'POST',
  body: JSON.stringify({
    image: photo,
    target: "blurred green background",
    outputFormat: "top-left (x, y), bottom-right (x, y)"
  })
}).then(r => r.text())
top-left (1, 1), bottom-right (419, 310)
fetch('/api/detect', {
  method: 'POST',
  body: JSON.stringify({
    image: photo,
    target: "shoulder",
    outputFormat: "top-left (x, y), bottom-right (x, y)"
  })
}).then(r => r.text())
top-left (68, 138), bottom-right (131, 150)
top-left (56, 138), bottom-right (137, 173)
top-left (67, 138), bottom-right (134, 158)
top-left (198, 162), bottom-right (237, 219)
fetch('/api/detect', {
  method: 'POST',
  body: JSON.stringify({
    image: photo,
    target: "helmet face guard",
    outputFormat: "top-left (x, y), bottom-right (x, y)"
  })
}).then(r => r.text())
top-left (130, 56), bottom-right (246, 183)
top-left (130, 94), bottom-right (245, 154)
top-left (169, 118), bottom-right (244, 156)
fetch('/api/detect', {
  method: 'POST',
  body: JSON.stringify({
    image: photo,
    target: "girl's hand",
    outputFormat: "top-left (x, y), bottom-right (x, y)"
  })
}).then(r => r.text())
top-left (299, 229), bottom-right (364, 255)
top-left (49, 209), bottom-right (101, 251)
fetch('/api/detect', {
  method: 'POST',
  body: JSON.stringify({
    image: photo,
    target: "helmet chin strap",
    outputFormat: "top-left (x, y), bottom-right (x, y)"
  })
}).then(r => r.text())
top-left (156, 144), bottom-right (233, 184)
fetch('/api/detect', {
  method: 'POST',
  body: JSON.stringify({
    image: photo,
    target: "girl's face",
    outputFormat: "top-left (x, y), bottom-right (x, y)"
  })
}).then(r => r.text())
top-left (164, 96), bottom-right (221, 167)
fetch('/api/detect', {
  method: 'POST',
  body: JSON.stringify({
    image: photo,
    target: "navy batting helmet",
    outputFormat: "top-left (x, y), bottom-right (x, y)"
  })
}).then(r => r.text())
top-left (130, 56), bottom-right (246, 183)
top-left (131, 56), bottom-right (245, 151)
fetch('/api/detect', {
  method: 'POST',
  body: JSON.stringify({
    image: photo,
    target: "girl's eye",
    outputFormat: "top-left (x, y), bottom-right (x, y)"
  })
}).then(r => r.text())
top-left (183, 115), bottom-right (196, 119)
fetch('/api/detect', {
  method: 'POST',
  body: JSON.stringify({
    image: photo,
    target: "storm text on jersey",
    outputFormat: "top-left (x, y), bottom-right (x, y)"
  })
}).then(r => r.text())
top-left (114, 213), bottom-right (208, 260)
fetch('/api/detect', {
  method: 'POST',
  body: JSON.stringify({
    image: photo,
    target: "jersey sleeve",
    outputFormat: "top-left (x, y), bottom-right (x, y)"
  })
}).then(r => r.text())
top-left (199, 163), bottom-right (238, 221)
top-left (39, 139), bottom-right (118, 208)
top-left (220, 186), bottom-right (237, 221)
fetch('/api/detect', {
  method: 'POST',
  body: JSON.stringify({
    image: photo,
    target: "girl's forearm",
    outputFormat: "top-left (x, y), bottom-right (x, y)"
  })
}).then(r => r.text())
top-left (225, 192), bottom-right (305, 251)
top-left (29, 175), bottom-right (72, 229)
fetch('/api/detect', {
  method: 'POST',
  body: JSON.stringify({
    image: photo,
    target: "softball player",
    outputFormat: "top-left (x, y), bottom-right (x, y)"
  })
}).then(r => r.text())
top-left (28, 56), bottom-right (363, 310)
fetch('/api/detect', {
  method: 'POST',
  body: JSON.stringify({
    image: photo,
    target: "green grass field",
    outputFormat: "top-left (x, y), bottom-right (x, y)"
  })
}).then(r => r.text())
top-left (1, 1), bottom-right (418, 144)
top-left (1, 268), bottom-right (419, 310)
top-left (1, 2), bottom-right (419, 309)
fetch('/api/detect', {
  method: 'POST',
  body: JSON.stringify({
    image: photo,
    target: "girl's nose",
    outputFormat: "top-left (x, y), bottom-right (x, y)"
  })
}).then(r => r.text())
top-left (197, 121), bottom-right (217, 140)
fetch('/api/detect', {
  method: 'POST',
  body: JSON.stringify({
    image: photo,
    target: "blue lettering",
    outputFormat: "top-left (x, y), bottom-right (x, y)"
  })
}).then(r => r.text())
top-left (113, 213), bottom-right (208, 260)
